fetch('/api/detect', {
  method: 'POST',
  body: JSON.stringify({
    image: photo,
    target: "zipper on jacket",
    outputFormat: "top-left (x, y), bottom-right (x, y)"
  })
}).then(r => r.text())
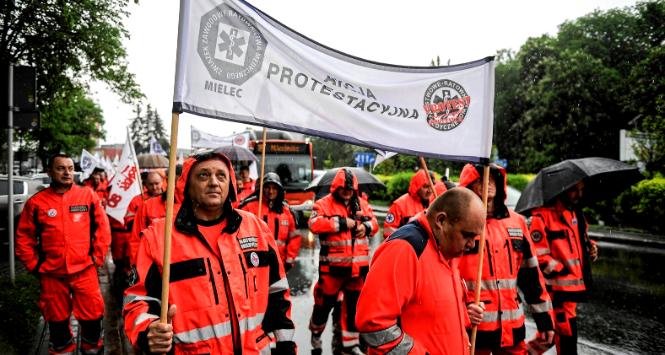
top-left (253, 275), bottom-right (258, 292)
top-left (216, 255), bottom-right (242, 355)
top-left (238, 254), bottom-right (249, 298)
top-left (566, 230), bottom-right (574, 254)
top-left (486, 240), bottom-right (494, 276)
top-left (273, 218), bottom-right (279, 241)
top-left (506, 239), bottom-right (513, 275)
top-left (206, 258), bottom-right (219, 305)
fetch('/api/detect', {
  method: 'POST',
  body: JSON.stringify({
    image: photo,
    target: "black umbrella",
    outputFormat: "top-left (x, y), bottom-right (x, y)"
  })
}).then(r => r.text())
top-left (515, 157), bottom-right (643, 213)
top-left (306, 167), bottom-right (386, 199)
top-left (213, 145), bottom-right (258, 162)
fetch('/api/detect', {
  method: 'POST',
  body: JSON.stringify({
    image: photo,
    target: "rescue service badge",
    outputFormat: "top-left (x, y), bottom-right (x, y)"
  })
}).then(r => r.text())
top-left (47, 209), bottom-right (57, 217)
top-left (197, 4), bottom-right (266, 85)
top-left (531, 231), bottom-right (543, 243)
top-left (423, 79), bottom-right (471, 131)
top-left (385, 213), bottom-right (395, 224)
top-left (250, 252), bottom-right (260, 267)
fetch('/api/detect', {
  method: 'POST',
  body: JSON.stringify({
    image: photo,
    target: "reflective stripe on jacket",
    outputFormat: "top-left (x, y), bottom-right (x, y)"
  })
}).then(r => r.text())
top-left (239, 198), bottom-right (302, 265)
top-left (529, 201), bottom-right (593, 301)
top-left (15, 184), bottom-right (111, 275)
top-left (123, 207), bottom-right (294, 355)
top-left (308, 169), bottom-right (378, 277)
top-left (357, 213), bottom-right (470, 355)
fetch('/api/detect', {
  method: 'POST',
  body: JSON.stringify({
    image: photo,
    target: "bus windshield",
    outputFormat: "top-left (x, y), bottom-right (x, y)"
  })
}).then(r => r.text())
top-left (262, 154), bottom-right (312, 190)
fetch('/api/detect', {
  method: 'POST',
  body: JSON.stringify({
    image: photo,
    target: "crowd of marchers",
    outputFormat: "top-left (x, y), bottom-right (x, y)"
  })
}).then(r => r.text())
top-left (14, 152), bottom-right (598, 355)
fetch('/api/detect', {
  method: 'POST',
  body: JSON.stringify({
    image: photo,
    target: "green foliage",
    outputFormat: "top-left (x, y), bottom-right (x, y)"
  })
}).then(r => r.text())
top-left (0, 275), bottom-right (41, 354)
top-left (493, 0), bottom-right (665, 174)
top-left (1, 0), bottom-right (143, 166)
top-left (506, 173), bottom-right (534, 191)
top-left (130, 104), bottom-right (170, 154)
top-left (385, 172), bottom-right (414, 202)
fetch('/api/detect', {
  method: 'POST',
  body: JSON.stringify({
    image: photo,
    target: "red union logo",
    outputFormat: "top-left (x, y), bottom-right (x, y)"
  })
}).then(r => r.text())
top-left (423, 79), bottom-right (471, 131)
top-left (234, 134), bottom-right (246, 146)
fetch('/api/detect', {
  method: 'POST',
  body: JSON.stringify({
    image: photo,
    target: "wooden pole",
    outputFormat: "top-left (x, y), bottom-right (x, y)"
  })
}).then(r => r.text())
top-left (257, 128), bottom-right (268, 217)
top-left (469, 165), bottom-right (490, 355)
top-left (419, 157), bottom-right (438, 198)
top-left (160, 113), bottom-right (180, 322)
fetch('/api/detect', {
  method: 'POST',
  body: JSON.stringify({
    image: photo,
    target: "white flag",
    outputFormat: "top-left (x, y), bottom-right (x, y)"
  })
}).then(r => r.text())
top-left (80, 149), bottom-right (99, 181)
top-left (106, 133), bottom-right (141, 223)
top-left (374, 150), bottom-right (398, 169)
top-left (190, 126), bottom-right (250, 149)
top-left (174, 0), bottom-right (495, 162)
top-left (149, 137), bottom-right (167, 156)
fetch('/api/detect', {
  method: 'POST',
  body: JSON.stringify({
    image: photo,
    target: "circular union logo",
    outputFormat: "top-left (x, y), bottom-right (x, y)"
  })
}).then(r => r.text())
top-left (197, 4), bottom-right (267, 85)
top-left (531, 231), bottom-right (543, 243)
top-left (423, 79), bottom-right (471, 131)
top-left (385, 213), bottom-right (395, 224)
top-left (234, 134), bottom-right (246, 146)
top-left (250, 252), bottom-right (260, 267)
top-left (47, 209), bottom-right (57, 217)
top-left (192, 130), bottom-right (201, 143)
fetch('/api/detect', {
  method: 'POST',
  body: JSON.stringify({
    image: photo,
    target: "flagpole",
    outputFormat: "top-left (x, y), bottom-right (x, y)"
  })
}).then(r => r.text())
top-left (419, 157), bottom-right (438, 198)
top-left (257, 128), bottom-right (268, 217)
top-left (470, 165), bottom-right (490, 355)
top-left (160, 112), bottom-right (179, 323)
top-left (127, 127), bottom-right (145, 200)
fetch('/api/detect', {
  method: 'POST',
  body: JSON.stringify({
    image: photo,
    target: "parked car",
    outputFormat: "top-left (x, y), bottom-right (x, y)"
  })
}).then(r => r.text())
top-left (0, 175), bottom-right (43, 257)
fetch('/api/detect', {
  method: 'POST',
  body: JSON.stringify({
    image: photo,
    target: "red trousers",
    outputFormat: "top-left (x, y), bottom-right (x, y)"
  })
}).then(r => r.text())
top-left (39, 266), bottom-right (105, 354)
top-left (310, 274), bottom-right (364, 348)
top-left (527, 301), bottom-right (578, 355)
top-left (476, 341), bottom-right (527, 355)
top-left (111, 229), bottom-right (131, 262)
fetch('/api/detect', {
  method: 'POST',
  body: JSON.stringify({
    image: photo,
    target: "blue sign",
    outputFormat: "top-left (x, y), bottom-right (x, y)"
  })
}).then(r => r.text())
top-left (354, 152), bottom-right (376, 167)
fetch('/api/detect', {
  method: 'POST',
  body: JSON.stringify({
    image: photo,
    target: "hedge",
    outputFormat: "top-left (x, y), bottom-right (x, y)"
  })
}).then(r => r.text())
top-left (0, 275), bottom-right (40, 354)
top-left (506, 173), bottom-right (535, 191)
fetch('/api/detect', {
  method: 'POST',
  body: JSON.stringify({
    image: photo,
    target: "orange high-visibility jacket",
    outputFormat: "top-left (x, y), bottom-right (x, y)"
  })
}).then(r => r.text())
top-left (16, 184), bottom-right (111, 275)
top-left (123, 153), bottom-right (294, 355)
top-left (127, 194), bottom-right (167, 266)
top-left (239, 196), bottom-right (302, 266)
top-left (457, 163), bottom-right (554, 348)
top-left (308, 168), bottom-right (378, 277)
top-left (357, 213), bottom-right (470, 355)
top-left (383, 170), bottom-right (431, 238)
top-left (529, 201), bottom-right (595, 302)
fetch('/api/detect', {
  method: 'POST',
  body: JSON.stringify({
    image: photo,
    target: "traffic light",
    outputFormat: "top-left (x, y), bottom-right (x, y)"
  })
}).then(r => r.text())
top-left (1, 63), bottom-right (39, 130)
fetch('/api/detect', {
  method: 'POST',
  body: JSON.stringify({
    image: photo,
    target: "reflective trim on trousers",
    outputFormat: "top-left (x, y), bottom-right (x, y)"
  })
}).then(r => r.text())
top-left (319, 255), bottom-right (370, 263)
top-left (342, 329), bottom-right (360, 347)
top-left (361, 324), bottom-right (402, 347)
top-left (529, 300), bottom-right (553, 313)
top-left (387, 333), bottom-right (414, 354)
top-left (174, 312), bottom-right (265, 344)
top-left (521, 256), bottom-right (539, 268)
top-left (134, 313), bottom-right (159, 327)
top-left (465, 278), bottom-right (517, 291)
top-left (481, 306), bottom-right (524, 323)
top-left (536, 248), bottom-right (551, 256)
top-left (123, 294), bottom-right (161, 308)
top-left (320, 238), bottom-right (368, 247)
top-left (269, 277), bottom-right (289, 294)
top-left (545, 278), bottom-right (585, 287)
top-left (543, 260), bottom-right (560, 275)
top-left (273, 328), bottom-right (295, 342)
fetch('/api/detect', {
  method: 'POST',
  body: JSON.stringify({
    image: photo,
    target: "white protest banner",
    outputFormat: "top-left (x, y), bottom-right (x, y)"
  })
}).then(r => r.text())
top-left (150, 137), bottom-right (167, 155)
top-left (80, 149), bottom-right (99, 181)
top-left (191, 125), bottom-right (250, 149)
top-left (173, 0), bottom-right (494, 162)
top-left (374, 150), bottom-right (398, 169)
top-left (106, 132), bottom-right (142, 223)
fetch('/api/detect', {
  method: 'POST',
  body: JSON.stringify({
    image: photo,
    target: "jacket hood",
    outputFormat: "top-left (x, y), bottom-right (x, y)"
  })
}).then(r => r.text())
top-left (243, 172), bottom-right (285, 213)
top-left (408, 170), bottom-right (432, 197)
top-left (330, 168), bottom-right (359, 194)
top-left (459, 163), bottom-right (508, 218)
top-left (175, 152), bottom-right (237, 205)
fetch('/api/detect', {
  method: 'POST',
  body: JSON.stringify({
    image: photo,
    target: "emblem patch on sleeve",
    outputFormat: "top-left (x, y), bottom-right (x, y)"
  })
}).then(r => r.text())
top-left (531, 231), bottom-right (543, 243)
top-left (385, 213), bottom-right (395, 224)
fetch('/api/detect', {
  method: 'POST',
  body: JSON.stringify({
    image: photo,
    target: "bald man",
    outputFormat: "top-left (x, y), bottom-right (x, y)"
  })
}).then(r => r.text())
top-left (357, 188), bottom-right (485, 355)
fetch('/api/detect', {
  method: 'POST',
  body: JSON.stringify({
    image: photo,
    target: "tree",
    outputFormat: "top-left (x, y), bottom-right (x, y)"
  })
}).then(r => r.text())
top-left (1, 0), bottom-right (143, 167)
top-left (130, 104), bottom-right (169, 154)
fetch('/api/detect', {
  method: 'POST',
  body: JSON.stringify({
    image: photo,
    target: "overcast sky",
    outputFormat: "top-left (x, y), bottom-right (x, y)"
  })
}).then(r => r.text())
top-left (94, 0), bottom-right (638, 147)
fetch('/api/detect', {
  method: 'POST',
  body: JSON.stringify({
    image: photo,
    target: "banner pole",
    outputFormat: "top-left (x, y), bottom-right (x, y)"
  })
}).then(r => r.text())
top-left (257, 128), bottom-right (268, 217)
top-left (160, 112), bottom-right (180, 322)
top-left (470, 165), bottom-right (490, 355)
top-left (419, 157), bottom-right (438, 198)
